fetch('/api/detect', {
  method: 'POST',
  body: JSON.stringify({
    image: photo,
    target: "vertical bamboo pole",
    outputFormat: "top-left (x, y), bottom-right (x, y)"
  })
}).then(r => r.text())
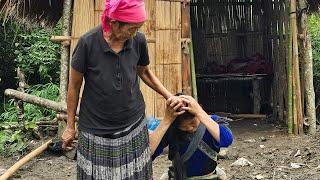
top-left (181, 2), bottom-right (192, 95)
top-left (298, 0), bottom-right (317, 135)
top-left (190, 36), bottom-right (198, 101)
top-left (291, 0), bottom-right (303, 135)
top-left (58, 0), bottom-right (73, 137)
top-left (287, 0), bottom-right (293, 134)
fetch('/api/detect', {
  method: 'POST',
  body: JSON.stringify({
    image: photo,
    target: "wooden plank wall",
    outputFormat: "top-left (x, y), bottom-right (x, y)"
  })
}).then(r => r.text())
top-left (70, 0), bottom-right (182, 119)
top-left (154, 0), bottom-right (182, 118)
top-left (264, 0), bottom-right (288, 122)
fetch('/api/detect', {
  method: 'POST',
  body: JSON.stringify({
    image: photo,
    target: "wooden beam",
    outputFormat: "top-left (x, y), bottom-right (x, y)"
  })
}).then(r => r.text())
top-left (56, 113), bottom-right (79, 121)
top-left (5, 89), bottom-right (67, 113)
top-left (181, 3), bottom-right (192, 95)
top-left (50, 36), bottom-right (71, 42)
top-left (291, 0), bottom-right (303, 135)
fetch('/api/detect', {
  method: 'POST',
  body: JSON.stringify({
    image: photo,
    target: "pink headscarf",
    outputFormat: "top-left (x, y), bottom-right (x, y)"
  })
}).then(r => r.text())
top-left (101, 0), bottom-right (147, 32)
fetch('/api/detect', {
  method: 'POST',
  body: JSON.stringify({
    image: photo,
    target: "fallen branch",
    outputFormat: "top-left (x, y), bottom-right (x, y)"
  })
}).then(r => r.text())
top-left (4, 89), bottom-right (67, 113)
top-left (0, 139), bottom-right (52, 180)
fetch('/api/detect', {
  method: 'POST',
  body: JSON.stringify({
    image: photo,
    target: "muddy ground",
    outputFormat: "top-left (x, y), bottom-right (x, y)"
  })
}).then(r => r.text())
top-left (0, 119), bottom-right (319, 180)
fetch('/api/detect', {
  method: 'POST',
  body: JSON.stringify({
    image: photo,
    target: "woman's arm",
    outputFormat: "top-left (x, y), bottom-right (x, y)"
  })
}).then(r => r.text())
top-left (62, 68), bottom-right (83, 149)
top-left (137, 66), bottom-right (172, 99)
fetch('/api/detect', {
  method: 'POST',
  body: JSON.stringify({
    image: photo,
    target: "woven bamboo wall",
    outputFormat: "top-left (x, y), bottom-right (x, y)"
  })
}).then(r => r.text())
top-left (190, 0), bottom-right (289, 121)
top-left (70, 0), bottom-right (182, 119)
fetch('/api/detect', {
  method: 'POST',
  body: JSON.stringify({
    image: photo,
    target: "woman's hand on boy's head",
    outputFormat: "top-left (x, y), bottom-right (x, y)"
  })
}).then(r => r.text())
top-left (167, 95), bottom-right (184, 109)
top-left (164, 97), bottom-right (185, 123)
top-left (179, 95), bottom-right (204, 116)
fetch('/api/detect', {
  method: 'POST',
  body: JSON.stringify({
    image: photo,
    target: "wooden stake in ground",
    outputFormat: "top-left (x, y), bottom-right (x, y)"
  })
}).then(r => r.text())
top-left (181, 3), bottom-right (192, 95)
top-left (298, 0), bottom-right (317, 135)
top-left (287, 0), bottom-right (293, 134)
top-left (189, 36), bottom-right (197, 101)
top-left (16, 67), bottom-right (26, 123)
top-left (291, 0), bottom-right (303, 135)
top-left (0, 139), bottom-right (52, 180)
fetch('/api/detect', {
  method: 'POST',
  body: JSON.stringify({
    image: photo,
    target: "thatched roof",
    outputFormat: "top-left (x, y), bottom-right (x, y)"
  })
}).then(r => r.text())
top-left (0, 0), bottom-right (64, 27)
top-left (0, 0), bottom-right (318, 27)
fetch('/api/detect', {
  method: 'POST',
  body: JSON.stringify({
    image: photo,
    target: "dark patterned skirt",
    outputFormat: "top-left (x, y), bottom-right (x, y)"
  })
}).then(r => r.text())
top-left (77, 120), bottom-right (152, 180)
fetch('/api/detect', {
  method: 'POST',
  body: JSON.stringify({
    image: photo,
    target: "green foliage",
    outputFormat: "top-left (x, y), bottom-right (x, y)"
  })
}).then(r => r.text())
top-left (0, 21), bottom-right (62, 155)
top-left (14, 24), bottom-right (61, 84)
top-left (0, 83), bottom-right (59, 155)
top-left (0, 22), bottom-right (62, 114)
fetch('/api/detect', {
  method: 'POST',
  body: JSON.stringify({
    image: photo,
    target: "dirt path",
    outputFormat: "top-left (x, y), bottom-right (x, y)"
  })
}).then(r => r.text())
top-left (0, 120), bottom-right (319, 180)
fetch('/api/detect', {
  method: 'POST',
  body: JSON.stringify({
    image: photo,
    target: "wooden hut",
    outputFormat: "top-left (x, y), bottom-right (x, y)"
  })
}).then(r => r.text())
top-left (1, 0), bottom-right (318, 135)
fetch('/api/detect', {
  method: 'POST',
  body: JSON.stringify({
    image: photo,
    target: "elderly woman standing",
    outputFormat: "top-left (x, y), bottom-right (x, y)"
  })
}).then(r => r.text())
top-left (61, 0), bottom-right (182, 179)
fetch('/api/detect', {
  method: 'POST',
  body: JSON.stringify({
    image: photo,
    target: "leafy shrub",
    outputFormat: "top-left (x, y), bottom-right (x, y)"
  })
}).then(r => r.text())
top-left (0, 83), bottom-right (59, 155)
top-left (14, 23), bottom-right (61, 84)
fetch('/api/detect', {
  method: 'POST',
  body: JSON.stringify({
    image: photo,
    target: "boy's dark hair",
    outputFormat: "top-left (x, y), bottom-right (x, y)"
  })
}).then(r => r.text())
top-left (164, 92), bottom-right (196, 180)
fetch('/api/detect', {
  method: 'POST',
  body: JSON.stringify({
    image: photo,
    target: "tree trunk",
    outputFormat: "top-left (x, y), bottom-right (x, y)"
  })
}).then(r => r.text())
top-left (59, 0), bottom-right (72, 102)
top-left (58, 0), bottom-right (73, 137)
top-left (287, 0), bottom-right (293, 134)
top-left (304, 35), bottom-right (317, 134)
top-left (298, 0), bottom-right (317, 135)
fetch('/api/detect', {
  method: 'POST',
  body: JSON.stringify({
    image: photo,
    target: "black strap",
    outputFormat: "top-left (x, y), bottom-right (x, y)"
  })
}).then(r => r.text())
top-left (181, 123), bottom-right (206, 162)
top-left (198, 140), bottom-right (218, 161)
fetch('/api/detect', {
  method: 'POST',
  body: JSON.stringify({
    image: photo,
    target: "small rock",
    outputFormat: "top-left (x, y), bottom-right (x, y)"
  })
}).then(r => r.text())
top-left (47, 160), bottom-right (53, 165)
top-left (218, 149), bottom-right (228, 159)
top-left (252, 171), bottom-right (259, 175)
top-left (259, 136), bottom-right (267, 142)
top-left (231, 157), bottom-right (254, 167)
top-left (255, 174), bottom-right (264, 179)
top-left (294, 150), bottom-right (301, 157)
top-left (0, 167), bottom-right (6, 175)
top-left (244, 139), bottom-right (256, 143)
top-left (269, 135), bottom-right (276, 138)
top-left (259, 145), bottom-right (265, 149)
top-left (290, 163), bottom-right (305, 169)
top-left (304, 147), bottom-right (312, 157)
